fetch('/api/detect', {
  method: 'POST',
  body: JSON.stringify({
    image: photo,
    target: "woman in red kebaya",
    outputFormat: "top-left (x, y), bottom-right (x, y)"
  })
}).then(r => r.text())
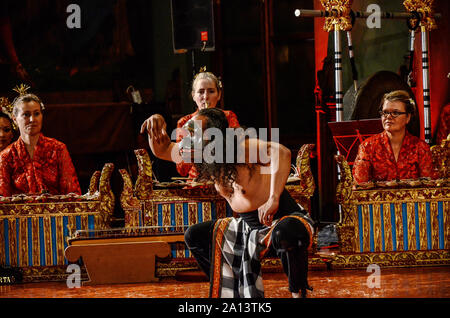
top-left (352, 90), bottom-right (436, 184)
top-left (0, 94), bottom-right (81, 196)
top-left (0, 112), bottom-right (15, 152)
top-left (141, 69), bottom-right (240, 180)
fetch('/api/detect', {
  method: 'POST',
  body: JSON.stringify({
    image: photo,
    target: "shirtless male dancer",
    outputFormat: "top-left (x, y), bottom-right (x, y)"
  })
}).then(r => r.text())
top-left (141, 107), bottom-right (314, 298)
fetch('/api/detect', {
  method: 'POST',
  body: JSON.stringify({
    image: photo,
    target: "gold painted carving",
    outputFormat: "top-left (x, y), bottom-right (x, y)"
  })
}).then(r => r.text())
top-left (320, 0), bottom-right (354, 32)
top-left (431, 134), bottom-right (450, 179)
top-left (134, 149), bottom-right (153, 199)
top-left (87, 171), bottom-right (101, 195)
top-left (0, 164), bottom-right (115, 268)
top-left (334, 152), bottom-right (449, 260)
top-left (122, 146), bottom-right (317, 230)
top-left (403, 0), bottom-right (438, 31)
top-left (295, 144), bottom-right (316, 198)
top-left (331, 250), bottom-right (450, 268)
top-left (286, 144), bottom-right (316, 213)
top-left (119, 149), bottom-right (227, 228)
top-left (0, 163), bottom-right (114, 219)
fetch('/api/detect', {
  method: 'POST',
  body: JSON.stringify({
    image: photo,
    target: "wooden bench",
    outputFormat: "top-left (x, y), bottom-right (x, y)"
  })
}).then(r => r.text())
top-left (65, 227), bottom-right (182, 285)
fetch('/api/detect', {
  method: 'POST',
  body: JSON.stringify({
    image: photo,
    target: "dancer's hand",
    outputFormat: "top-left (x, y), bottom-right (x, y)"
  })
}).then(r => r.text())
top-left (258, 195), bottom-right (279, 226)
top-left (140, 114), bottom-right (167, 142)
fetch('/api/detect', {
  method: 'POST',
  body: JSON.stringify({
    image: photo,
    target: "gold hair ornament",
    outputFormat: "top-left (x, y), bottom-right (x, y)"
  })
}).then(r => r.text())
top-left (13, 83), bottom-right (31, 96)
top-left (193, 66), bottom-right (223, 89)
top-left (12, 83), bottom-right (45, 110)
top-left (0, 96), bottom-right (17, 130)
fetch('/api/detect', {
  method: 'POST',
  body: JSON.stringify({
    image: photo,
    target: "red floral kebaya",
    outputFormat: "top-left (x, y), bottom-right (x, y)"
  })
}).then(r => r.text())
top-left (175, 110), bottom-right (240, 179)
top-left (0, 133), bottom-right (81, 196)
top-left (436, 103), bottom-right (450, 144)
top-left (352, 130), bottom-right (436, 184)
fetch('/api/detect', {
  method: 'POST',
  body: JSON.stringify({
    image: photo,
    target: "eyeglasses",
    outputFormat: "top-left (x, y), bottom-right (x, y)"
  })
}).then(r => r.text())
top-left (379, 110), bottom-right (408, 118)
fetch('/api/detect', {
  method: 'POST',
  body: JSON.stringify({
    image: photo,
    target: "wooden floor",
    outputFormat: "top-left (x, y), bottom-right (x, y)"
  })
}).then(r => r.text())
top-left (1, 266), bottom-right (449, 299)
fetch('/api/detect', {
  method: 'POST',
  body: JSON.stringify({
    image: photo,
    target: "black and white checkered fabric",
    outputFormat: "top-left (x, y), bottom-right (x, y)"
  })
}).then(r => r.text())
top-left (215, 217), bottom-right (271, 298)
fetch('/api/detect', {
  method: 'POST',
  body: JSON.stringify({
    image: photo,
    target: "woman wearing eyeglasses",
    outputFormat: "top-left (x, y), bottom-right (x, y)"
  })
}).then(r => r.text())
top-left (352, 90), bottom-right (436, 184)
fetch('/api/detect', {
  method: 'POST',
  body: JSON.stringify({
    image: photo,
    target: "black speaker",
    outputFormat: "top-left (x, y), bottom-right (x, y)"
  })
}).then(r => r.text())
top-left (170, 0), bottom-right (215, 53)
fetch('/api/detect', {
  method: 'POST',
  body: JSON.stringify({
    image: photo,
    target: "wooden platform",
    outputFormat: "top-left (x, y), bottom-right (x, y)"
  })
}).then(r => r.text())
top-left (1, 266), bottom-right (449, 298)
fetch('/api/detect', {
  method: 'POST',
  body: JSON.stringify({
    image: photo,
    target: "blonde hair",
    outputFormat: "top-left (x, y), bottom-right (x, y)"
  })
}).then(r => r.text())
top-left (12, 93), bottom-right (45, 116)
top-left (191, 71), bottom-right (222, 94)
top-left (380, 90), bottom-right (416, 115)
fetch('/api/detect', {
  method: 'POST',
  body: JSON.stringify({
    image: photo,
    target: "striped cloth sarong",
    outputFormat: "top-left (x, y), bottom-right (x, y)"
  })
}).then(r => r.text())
top-left (209, 213), bottom-right (313, 298)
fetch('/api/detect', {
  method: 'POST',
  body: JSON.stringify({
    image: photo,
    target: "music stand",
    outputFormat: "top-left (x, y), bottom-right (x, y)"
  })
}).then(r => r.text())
top-left (328, 119), bottom-right (383, 165)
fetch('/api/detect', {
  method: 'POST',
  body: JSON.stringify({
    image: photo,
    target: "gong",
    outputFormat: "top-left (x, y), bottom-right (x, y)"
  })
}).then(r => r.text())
top-left (343, 70), bottom-right (420, 137)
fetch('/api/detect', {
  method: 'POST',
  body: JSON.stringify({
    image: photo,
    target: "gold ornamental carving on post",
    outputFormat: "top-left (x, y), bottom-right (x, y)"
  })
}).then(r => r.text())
top-left (403, 0), bottom-right (437, 31)
top-left (334, 154), bottom-right (356, 253)
top-left (320, 0), bottom-right (354, 32)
